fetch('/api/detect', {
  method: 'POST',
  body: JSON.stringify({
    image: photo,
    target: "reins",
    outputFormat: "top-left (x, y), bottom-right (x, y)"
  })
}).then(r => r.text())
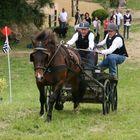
top-left (45, 43), bottom-right (62, 68)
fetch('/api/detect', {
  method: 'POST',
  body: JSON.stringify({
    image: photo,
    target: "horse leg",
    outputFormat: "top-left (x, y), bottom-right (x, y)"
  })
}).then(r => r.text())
top-left (38, 85), bottom-right (47, 116)
top-left (47, 90), bottom-right (58, 122)
top-left (54, 90), bottom-right (64, 110)
top-left (72, 77), bottom-right (86, 111)
top-left (71, 86), bottom-right (80, 111)
top-left (47, 82), bottom-right (64, 122)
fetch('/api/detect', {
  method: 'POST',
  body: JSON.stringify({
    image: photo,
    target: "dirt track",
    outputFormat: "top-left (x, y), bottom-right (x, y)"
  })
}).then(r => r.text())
top-left (44, 0), bottom-right (103, 25)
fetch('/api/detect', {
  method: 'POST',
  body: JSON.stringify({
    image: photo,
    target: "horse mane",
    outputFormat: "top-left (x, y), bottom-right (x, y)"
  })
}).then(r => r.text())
top-left (34, 29), bottom-right (58, 47)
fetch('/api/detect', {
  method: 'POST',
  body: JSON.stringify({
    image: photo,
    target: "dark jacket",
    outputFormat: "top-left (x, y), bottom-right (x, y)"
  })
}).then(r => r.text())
top-left (75, 31), bottom-right (91, 49)
top-left (106, 34), bottom-right (128, 57)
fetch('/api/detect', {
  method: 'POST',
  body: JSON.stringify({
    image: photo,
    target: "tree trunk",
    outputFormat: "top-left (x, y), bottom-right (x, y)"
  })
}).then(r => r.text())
top-left (118, 0), bottom-right (126, 7)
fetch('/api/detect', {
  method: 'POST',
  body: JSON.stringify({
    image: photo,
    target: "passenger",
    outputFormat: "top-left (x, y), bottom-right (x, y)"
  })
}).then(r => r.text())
top-left (66, 21), bottom-right (95, 69)
top-left (95, 23), bottom-right (128, 80)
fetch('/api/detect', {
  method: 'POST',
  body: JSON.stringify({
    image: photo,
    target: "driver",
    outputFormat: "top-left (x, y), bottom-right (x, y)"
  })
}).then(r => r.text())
top-left (66, 21), bottom-right (95, 69)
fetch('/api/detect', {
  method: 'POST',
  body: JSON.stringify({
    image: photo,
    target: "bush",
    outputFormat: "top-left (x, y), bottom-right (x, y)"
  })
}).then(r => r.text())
top-left (91, 9), bottom-right (109, 24)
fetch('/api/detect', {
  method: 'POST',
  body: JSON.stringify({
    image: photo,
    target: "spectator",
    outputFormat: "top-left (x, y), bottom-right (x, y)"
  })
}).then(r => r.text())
top-left (92, 16), bottom-right (101, 44)
top-left (74, 9), bottom-right (81, 25)
top-left (85, 12), bottom-right (91, 25)
top-left (115, 8), bottom-right (123, 31)
top-left (74, 14), bottom-right (85, 31)
top-left (103, 17), bottom-right (110, 38)
top-left (123, 10), bottom-right (132, 39)
top-left (110, 10), bottom-right (116, 24)
top-left (58, 8), bottom-right (68, 37)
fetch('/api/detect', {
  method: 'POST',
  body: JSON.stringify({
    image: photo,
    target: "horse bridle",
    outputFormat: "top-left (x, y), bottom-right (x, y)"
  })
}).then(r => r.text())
top-left (33, 44), bottom-right (62, 72)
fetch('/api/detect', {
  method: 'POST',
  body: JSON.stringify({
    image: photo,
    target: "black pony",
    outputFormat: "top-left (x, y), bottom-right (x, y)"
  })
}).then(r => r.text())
top-left (30, 29), bottom-right (85, 122)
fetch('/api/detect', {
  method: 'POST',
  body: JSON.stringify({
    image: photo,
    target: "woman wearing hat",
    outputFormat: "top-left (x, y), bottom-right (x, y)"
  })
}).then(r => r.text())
top-left (66, 21), bottom-right (96, 69)
top-left (95, 23), bottom-right (128, 80)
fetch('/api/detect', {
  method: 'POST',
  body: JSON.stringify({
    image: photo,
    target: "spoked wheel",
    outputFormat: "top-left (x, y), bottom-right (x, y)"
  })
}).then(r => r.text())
top-left (102, 79), bottom-right (111, 115)
top-left (111, 83), bottom-right (118, 111)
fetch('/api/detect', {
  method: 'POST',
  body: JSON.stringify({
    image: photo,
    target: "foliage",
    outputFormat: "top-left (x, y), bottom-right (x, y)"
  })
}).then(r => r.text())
top-left (0, 0), bottom-right (51, 28)
top-left (91, 9), bottom-right (109, 24)
top-left (109, 0), bottom-right (119, 7)
top-left (0, 78), bottom-right (7, 93)
top-left (91, 0), bottom-right (118, 8)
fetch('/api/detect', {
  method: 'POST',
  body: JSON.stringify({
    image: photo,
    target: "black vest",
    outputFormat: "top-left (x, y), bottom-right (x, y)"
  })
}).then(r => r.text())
top-left (106, 34), bottom-right (128, 57)
top-left (75, 31), bottom-right (91, 49)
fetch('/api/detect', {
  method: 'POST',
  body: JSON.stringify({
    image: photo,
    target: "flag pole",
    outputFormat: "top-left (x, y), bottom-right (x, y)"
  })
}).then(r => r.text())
top-left (5, 26), bottom-right (12, 103)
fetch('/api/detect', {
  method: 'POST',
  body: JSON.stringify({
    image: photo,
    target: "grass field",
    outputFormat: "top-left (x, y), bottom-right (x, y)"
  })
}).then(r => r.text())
top-left (127, 0), bottom-right (140, 10)
top-left (0, 54), bottom-right (140, 139)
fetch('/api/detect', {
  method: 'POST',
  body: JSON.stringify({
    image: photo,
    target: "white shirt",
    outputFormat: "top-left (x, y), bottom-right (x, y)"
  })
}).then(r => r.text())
top-left (116, 12), bottom-right (123, 25)
top-left (67, 32), bottom-right (95, 50)
top-left (59, 11), bottom-right (68, 22)
top-left (124, 14), bottom-right (131, 26)
top-left (97, 34), bottom-right (123, 55)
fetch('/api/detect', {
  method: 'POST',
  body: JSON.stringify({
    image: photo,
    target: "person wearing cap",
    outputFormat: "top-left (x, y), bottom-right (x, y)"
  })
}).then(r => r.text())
top-left (95, 23), bottom-right (128, 80)
top-left (66, 21), bottom-right (95, 69)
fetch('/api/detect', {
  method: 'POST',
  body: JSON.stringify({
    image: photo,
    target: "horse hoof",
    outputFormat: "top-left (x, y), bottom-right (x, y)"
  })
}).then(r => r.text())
top-left (47, 115), bottom-right (52, 122)
top-left (55, 103), bottom-right (64, 110)
top-left (39, 111), bottom-right (44, 116)
top-left (73, 105), bottom-right (80, 113)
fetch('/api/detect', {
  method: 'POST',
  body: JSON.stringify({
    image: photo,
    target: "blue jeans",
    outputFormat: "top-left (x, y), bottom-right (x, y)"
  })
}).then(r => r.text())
top-left (98, 54), bottom-right (126, 76)
top-left (60, 22), bottom-right (67, 29)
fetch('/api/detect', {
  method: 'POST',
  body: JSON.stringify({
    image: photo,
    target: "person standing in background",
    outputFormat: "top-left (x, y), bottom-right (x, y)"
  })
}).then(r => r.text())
top-left (74, 14), bottom-right (85, 31)
top-left (74, 9), bottom-right (81, 25)
top-left (58, 8), bottom-right (68, 37)
top-left (85, 12), bottom-right (91, 25)
top-left (115, 8), bottom-right (123, 31)
top-left (92, 16), bottom-right (101, 44)
top-left (103, 17), bottom-right (110, 38)
top-left (110, 10), bottom-right (116, 24)
top-left (123, 10), bottom-right (132, 39)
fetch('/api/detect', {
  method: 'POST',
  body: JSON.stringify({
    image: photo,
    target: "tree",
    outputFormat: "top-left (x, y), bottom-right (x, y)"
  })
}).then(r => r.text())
top-left (110, 0), bottom-right (126, 7)
top-left (118, 0), bottom-right (126, 7)
top-left (110, 0), bottom-right (119, 7)
top-left (0, 0), bottom-right (52, 28)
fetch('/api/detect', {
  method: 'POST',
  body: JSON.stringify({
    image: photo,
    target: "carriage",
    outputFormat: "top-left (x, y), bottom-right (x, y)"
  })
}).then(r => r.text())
top-left (30, 29), bottom-right (118, 121)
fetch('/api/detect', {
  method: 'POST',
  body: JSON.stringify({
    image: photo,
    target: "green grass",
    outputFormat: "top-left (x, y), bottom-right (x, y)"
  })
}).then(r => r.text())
top-left (0, 46), bottom-right (140, 140)
top-left (0, 0), bottom-right (140, 138)
top-left (130, 23), bottom-right (140, 32)
top-left (127, 0), bottom-right (140, 10)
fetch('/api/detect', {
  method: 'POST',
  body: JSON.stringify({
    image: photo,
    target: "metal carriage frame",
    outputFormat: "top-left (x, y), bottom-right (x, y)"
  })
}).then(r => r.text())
top-left (61, 68), bottom-right (118, 115)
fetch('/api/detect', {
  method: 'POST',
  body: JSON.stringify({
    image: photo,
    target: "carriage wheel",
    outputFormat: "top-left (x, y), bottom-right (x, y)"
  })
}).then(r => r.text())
top-left (111, 83), bottom-right (118, 111)
top-left (102, 79), bottom-right (111, 115)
